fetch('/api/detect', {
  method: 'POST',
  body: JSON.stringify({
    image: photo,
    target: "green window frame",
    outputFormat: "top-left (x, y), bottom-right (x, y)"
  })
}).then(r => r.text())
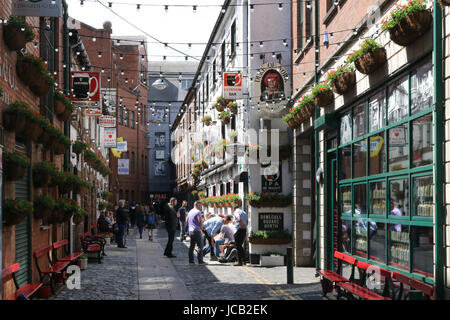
top-left (334, 56), bottom-right (435, 284)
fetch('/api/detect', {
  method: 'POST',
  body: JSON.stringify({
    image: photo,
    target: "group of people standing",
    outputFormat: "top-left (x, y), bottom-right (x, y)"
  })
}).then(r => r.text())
top-left (163, 198), bottom-right (248, 266)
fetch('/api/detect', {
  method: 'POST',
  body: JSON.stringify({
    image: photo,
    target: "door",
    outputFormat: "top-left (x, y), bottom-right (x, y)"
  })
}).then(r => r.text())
top-left (14, 142), bottom-right (31, 286)
top-left (326, 152), bottom-right (338, 270)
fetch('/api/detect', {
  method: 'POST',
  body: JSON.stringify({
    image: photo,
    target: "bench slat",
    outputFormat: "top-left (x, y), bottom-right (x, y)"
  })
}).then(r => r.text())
top-left (33, 246), bottom-right (53, 258)
top-left (317, 270), bottom-right (350, 283)
top-left (58, 252), bottom-right (83, 262)
top-left (5, 283), bottom-right (43, 300)
top-left (392, 271), bottom-right (434, 297)
top-left (2, 263), bottom-right (21, 280)
top-left (337, 282), bottom-right (388, 300)
top-left (53, 239), bottom-right (69, 249)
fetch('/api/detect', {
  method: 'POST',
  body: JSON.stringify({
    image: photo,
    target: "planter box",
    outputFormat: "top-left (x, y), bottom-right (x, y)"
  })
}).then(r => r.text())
top-left (79, 258), bottom-right (88, 270)
top-left (248, 237), bottom-right (291, 245)
top-left (105, 237), bottom-right (111, 245)
top-left (260, 255), bottom-right (285, 267)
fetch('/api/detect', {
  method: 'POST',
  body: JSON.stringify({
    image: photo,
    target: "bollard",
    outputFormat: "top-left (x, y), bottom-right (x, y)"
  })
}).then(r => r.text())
top-left (287, 247), bottom-right (294, 284)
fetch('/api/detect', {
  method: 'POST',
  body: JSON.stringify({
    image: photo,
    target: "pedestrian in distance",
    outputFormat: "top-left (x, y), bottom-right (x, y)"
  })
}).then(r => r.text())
top-left (116, 199), bottom-right (129, 248)
top-left (177, 200), bottom-right (188, 241)
top-left (136, 204), bottom-right (146, 239)
top-left (163, 198), bottom-right (178, 258)
top-left (130, 203), bottom-right (137, 228)
top-left (232, 204), bottom-right (248, 266)
top-left (146, 205), bottom-right (156, 241)
top-left (187, 201), bottom-right (206, 265)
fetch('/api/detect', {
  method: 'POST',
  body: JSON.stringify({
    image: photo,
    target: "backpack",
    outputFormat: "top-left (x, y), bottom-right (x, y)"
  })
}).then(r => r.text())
top-left (147, 213), bottom-right (155, 225)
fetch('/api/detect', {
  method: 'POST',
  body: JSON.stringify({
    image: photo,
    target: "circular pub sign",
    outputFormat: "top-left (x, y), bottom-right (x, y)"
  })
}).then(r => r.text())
top-left (253, 62), bottom-right (291, 114)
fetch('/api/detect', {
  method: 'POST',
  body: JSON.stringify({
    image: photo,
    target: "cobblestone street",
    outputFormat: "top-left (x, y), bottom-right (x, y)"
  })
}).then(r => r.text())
top-left (55, 226), bottom-right (323, 300)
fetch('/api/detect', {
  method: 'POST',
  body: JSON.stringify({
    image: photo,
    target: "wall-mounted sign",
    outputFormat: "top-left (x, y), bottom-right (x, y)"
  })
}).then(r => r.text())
top-left (155, 150), bottom-right (165, 160)
top-left (103, 127), bottom-right (117, 148)
top-left (118, 159), bottom-right (129, 175)
top-left (154, 161), bottom-right (166, 176)
top-left (389, 127), bottom-right (406, 147)
top-left (85, 108), bottom-right (101, 117)
top-left (70, 71), bottom-right (100, 104)
top-left (258, 213), bottom-right (283, 231)
top-left (155, 132), bottom-right (166, 147)
top-left (115, 141), bottom-right (127, 152)
top-left (12, 0), bottom-right (62, 17)
top-left (261, 163), bottom-right (282, 193)
top-left (253, 62), bottom-right (291, 114)
top-left (223, 72), bottom-right (242, 100)
top-left (100, 115), bottom-right (116, 127)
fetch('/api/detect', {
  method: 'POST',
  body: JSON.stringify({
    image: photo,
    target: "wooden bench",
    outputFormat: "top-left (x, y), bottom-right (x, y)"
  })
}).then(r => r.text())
top-left (317, 251), bottom-right (355, 297)
top-left (52, 239), bottom-right (83, 264)
top-left (2, 263), bottom-right (43, 300)
top-left (33, 246), bottom-right (70, 294)
top-left (392, 271), bottom-right (435, 300)
top-left (81, 232), bottom-right (105, 263)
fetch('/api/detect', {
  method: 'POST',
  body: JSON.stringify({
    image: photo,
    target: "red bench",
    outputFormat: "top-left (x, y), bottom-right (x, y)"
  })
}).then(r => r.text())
top-left (52, 239), bottom-right (83, 264)
top-left (392, 271), bottom-right (435, 300)
top-left (354, 260), bottom-right (393, 299)
top-left (2, 263), bottom-right (43, 300)
top-left (317, 251), bottom-right (356, 297)
top-left (81, 232), bottom-right (105, 263)
top-left (33, 246), bottom-right (70, 294)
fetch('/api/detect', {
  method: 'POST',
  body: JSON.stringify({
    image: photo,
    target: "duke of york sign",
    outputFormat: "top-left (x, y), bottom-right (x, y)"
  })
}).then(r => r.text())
top-left (253, 62), bottom-right (291, 114)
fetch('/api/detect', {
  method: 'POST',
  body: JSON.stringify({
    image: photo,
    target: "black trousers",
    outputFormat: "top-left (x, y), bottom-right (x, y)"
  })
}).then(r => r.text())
top-left (204, 232), bottom-right (215, 257)
top-left (164, 228), bottom-right (176, 256)
top-left (234, 228), bottom-right (247, 264)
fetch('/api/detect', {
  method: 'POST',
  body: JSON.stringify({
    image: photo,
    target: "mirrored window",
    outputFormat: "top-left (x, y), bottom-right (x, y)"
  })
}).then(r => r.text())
top-left (369, 133), bottom-right (385, 175)
top-left (411, 226), bottom-right (433, 278)
top-left (353, 140), bottom-right (366, 178)
top-left (389, 178), bottom-right (409, 217)
top-left (412, 114), bottom-right (433, 168)
top-left (369, 222), bottom-right (386, 263)
top-left (389, 124), bottom-right (408, 172)
top-left (388, 76), bottom-right (408, 124)
top-left (340, 113), bottom-right (352, 145)
top-left (389, 224), bottom-right (409, 270)
top-left (353, 103), bottom-right (366, 138)
top-left (369, 91), bottom-right (386, 132)
top-left (370, 181), bottom-right (386, 215)
top-left (413, 175), bottom-right (433, 217)
top-left (411, 61), bottom-right (433, 115)
top-left (340, 146), bottom-right (351, 180)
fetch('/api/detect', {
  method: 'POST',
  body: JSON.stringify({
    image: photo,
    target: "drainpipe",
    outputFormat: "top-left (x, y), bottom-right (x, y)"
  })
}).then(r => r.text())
top-left (433, 0), bottom-right (444, 300)
top-left (314, 0), bottom-right (320, 270)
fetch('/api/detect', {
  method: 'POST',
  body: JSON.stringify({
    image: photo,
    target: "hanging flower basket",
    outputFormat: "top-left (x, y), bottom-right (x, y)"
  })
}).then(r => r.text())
top-left (216, 96), bottom-right (229, 108)
top-left (245, 192), bottom-right (292, 208)
top-left (30, 78), bottom-right (52, 97)
top-left (33, 196), bottom-right (55, 221)
top-left (23, 120), bottom-right (43, 142)
top-left (312, 83), bottom-right (334, 108)
top-left (54, 91), bottom-right (75, 121)
top-left (2, 101), bottom-right (30, 133)
top-left (37, 130), bottom-right (51, 145)
top-left (3, 17), bottom-right (35, 51)
top-left (52, 141), bottom-right (67, 155)
top-left (4, 151), bottom-right (30, 181)
top-left (381, 1), bottom-right (431, 47)
top-left (54, 100), bottom-right (66, 115)
top-left (3, 199), bottom-right (33, 226)
top-left (326, 65), bottom-right (356, 95)
top-left (57, 107), bottom-right (72, 122)
top-left (219, 111), bottom-right (231, 125)
top-left (16, 56), bottom-right (41, 87)
top-left (214, 102), bottom-right (225, 112)
top-left (227, 102), bottom-right (238, 114)
top-left (201, 115), bottom-right (212, 126)
top-left (32, 161), bottom-right (56, 188)
top-left (354, 47), bottom-right (386, 75)
top-left (72, 141), bottom-right (88, 155)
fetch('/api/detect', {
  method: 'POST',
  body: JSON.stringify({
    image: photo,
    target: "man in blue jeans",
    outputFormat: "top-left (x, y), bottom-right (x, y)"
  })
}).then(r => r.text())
top-left (233, 204), bottom-right (248, 266)
top-left (213, 215), bottom-right (236, 258)
top-left (187, 201), bottom-right (206, 265)
top-left (115, 200), bottom-right (129, 248)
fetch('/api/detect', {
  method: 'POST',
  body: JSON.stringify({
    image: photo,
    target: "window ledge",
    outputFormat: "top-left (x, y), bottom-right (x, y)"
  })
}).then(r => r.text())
top-left (322, 5), bottom-right (338, 26)
top-left (294, 38), bottom-right (313, 64)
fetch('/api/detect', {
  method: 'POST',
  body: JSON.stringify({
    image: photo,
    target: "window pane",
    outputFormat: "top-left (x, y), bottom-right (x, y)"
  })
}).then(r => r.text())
top-left (412, 114), bottom-right (433, 168)
top-left (388, 76), bottom-right (408, 124)
top-left (370, 181), bottom-right (386, 215)
top-left (340, 113), bottom-right (352, 144)
top-left (340, 146), bottom-right (351, 180)
top-left (353, 103), bottom-right (366, 138)
top-left (354, 184), bottom-right (367, 215)
top-left (389, 224), bottom-right (409, 270)
top-left (388, 124), bottom-right (408, 171)
top-left (340, 219), bottom-right (352, 254)
top-left (353, 220), bottom-right (367, 258)
top-left (413, 175), bottom-right (433, 217)
top-left (369, 133), bottom-right (386, 175)
top-left (411, 226), bottom-right (433, 278)
top-left (389, 178), bottom-right (409, 217)
top-left (411, 61), bottom-right (433, 115)
top-left (340, 186), bottom-right (352, 215)
top-left (353, 140), bottom-right (366, 178)
top-left (369, 91), bottom-right (385, 132)
top-left (369, 222), bottom-right (386, 263)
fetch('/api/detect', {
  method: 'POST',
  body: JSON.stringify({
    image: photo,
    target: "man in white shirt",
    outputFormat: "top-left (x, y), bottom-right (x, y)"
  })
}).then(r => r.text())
top-left (213, 215), bottom-right (236, 257)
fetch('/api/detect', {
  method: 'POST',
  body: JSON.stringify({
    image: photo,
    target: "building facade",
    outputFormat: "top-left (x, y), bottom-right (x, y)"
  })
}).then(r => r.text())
top-left (290, 0), bottom-right (449, 298)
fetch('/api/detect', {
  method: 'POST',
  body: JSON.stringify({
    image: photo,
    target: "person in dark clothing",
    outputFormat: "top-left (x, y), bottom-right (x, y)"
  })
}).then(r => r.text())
top-left (177, 200), bottom-right (188, 241)
top-left (116, 200), bottom-right (129, 248)
top-left (97, 213), bottom-right (110, 233)
top-left (164, 198), bottom-right (178, 258)
top-left (136, 205), bottom-right (146, 239)
top-left (129, 203), bottom-right (137, 228)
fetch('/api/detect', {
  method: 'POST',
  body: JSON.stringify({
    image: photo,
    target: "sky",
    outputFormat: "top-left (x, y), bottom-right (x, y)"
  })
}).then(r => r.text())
top-left (66, 0), bottom-right (223, 62)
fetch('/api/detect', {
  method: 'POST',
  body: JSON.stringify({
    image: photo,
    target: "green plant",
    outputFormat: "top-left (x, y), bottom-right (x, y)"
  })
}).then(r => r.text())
top-left (218, 111), bottom-right (230, 119)
top-left (20, 54), bottom-right (56, 87)
top-left (7, 16), bottom-right (36, 42)
top-left (217, 96), bottom-right (226, 105)
top-left (346, 39), bottom-right (382, 64)
top-left (4, 151), bottom-right (30, 168)
top-left (3, 199), bottom-right (33, 220)
top-left (250, 229), bottom-right (291, 239)
top-left (72, 141), bottom-right (88, 154)
top-left (311, 82), bottom-right (332, 98)
top-left (5, 101), bottom-right (31, 117)
top-left (247, 144), bottom-right (261, 152)
top-left (192, 190), bottom-right (198, 196)
top-left (33, 195), bottom-right (55, 211)
top-left (325, 65), bottom-right (355, 84)
top-left (381, 0), bottom-right (428, 31)
top-left (201, 115), bottom-right (212, 123)
top-left (98, 201), bottom-right (107, 210)
top-left (102, 191), bottom-right (112, 198)
top-left (54, 90), bottom-right (75, 112)
top-left (227, 101), bottom-right (238, 109)
top-left (33, 161), bottom-right (56, 176)
top-left (80, 253), bottom-right (88, 259)
top-left (198, 191), bottom-right (207, 198)
top-left (227, 130), bottom-right (238, 138)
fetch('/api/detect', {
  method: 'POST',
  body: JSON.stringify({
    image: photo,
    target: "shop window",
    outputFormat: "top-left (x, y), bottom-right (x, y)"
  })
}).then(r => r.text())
top-left (387, 76), bottom-right (408, 124)
top-left (411, 61), bottom-right (433, 115)
top-left (305, 1), bottom-right (313, 39)
top-left (340, 112), bottom-right (352, 145)
top-left (369, 222), bottom-right (386, 263)
top-left (124, 109), bottom-right (129, 127)
top-left (389, 178), bottom-right (409, 217)
top-left (369, 91), bottom-right (385, 132)
top-left (369, 133), bottom-right (385, 175)
top-left (118, 107), bottom-right (123, 125)
top-left (389, 224), bottom-right (409, 270)
top-left (353, 220), bottom-right (367, 258)
top-left (353, 139), bottom-right (366, 178)
top-left (354, 184), bottom-right (367, 215)
top-left (388, 124), bottom-right (408, 172)
top-left (412, 114), bottom-right (433, 168)
top-left (339, 146), bottom-right (351, 180)
top-left (131, 111), bottom-right (135, 129)
top-left (353, 103), bottom-right (366, 138)
top-left (413, 175), bottom-right (433, 217)
top-left (411, 226), bottom-right (433, 278)
top-left (340, 186), bottom-right (351, 215)
top-left (370, 181), bottom-right (386, 215)
top-left (340, 219), bottom-right (352, 255)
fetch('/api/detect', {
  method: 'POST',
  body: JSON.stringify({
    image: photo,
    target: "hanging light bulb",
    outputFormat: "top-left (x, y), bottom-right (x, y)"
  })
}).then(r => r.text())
top-left (120, 54), bottom-right (123, 60)
top-left (92, 37), bottom-right (96, 42)
top-left (165, 5), bottom-right (169, 12)
top-left (98, 52), bottom-right (102, 58)
top-left (278, 3), bottom-right (283, 10)
top-left (259, 41), bottom-right (263, 48)
top-left (193, 5), bottom-right (197, 13)
top-left (136, 4), bottom-right (141, 10)
top-left (250, 4), bottom-right (254, 12)
top-left (80, 0), bottom-right (84, 6)
top-left (108, 2), bottom-right (112, 8)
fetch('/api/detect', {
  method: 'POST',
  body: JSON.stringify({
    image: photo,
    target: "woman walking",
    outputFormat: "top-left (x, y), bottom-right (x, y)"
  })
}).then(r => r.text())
top-left (136, 205), bottom-right (146, 239)
top-left (146, 205), bottom-right (156, 241)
